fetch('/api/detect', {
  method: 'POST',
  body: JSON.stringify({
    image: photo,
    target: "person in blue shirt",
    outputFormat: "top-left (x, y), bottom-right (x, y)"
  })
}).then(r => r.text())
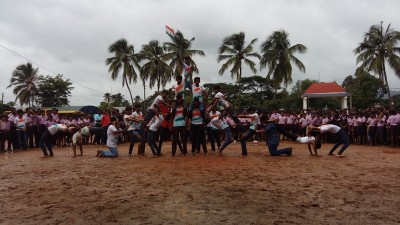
top-left (258, 114), bottom-right (292, 156)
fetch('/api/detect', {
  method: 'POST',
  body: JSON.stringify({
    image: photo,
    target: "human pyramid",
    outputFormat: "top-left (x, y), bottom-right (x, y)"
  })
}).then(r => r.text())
top-left (91, 57), bottom-right (351, 158)
top-left (0, 57), bottom-right (351, 159)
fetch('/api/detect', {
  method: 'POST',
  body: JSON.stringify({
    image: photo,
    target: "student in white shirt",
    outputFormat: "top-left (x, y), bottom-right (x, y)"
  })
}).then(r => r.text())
top-left (147, 110), bottom-right (164, 156)
top-left (40, 123), bottom-right (79, 157)
top-left (208, 85), bottom-right (245, 132)
top-left (72, 126), bottom-right (91, 157)
top-left (96, 117), bottom-right (125, 157)
top-left (309, 124), bottom-right (351, 157)
top-left (237, 107), bottom-right (259, 156)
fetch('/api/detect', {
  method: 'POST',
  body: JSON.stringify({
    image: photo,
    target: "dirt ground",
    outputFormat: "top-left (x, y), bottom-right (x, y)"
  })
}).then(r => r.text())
top-left (1, 141), bottom-right (400, 225)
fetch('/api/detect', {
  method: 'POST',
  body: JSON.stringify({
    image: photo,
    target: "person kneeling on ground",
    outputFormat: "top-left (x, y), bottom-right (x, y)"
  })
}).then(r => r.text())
top-left (257, 115), bottom-right (292, 156)
top-left (97, 117), bottom-right (126, 157)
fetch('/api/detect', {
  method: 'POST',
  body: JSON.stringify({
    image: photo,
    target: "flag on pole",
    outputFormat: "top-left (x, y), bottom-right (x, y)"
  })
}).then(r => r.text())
top-left (165, 25), bottom-right (175, 38)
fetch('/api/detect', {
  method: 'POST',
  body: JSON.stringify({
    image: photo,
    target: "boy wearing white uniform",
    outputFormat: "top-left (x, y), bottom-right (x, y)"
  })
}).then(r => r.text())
top-left (72, 126), bottom-right (91, 157)
top-left (40, 123), bottom-right (79, 157)
top-left (211, 116), bottom-right (233, 156)
top-left (310, 124), bottom-right (350, 157)
top-left (237, 107), bottom-right (259, 156)
top-left (147, 110), bottom-right (164, 156)
top-left (97, 117), bottom-right (125, 157)
top-left (208, 85), bottom-right (245, 132)
top-left (143, 90), bottom-right (170, 128)
top-left (123, 106), bottom-right (144, 156)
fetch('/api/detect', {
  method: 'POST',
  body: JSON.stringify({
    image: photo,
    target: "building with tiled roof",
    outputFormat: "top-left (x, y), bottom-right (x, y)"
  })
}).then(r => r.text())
top-left (301, 82), bottom-right (350, 110)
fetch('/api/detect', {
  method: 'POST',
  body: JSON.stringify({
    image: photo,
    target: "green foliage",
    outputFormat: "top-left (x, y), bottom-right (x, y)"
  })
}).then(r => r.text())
top-left (217, 32), bottom-right (260, 82)
top-left (260, 30), bottom-right (307, 99)
top-left (37, 74), bottom-right (74, 107)
top-left (99, 93), bottom-right (130, 109)
top-left (7, 62), bottom-right (39, 106)
top-left (140, 40), bottom-right (173, 92)
top-left (354, 21), bottom-right (400, 100)
top-left (163, 31), bottom-right (205, 75)
top-left (106, 38), bottom-right (141, 105)
top-left (0, 103), bottom-right (12, 115)
top-left (290, 79), bottom-right (317, 96)
top-left (240, 76), bottom-right (275, 107)
top-left (342, 70), bottom-right (385, 109)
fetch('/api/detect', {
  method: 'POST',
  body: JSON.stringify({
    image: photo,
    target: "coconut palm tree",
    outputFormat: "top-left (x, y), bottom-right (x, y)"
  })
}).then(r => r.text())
top-left (103, 93), bottom-right (112, 104)
top-left (260, 30), bottom-right (307, 100)
top-left (217, 32), bottom-right (260, 85)
top-left (163, 30), bottom-right (205, 75)
top-left (354, 21), bottom-right (400, 100)
top-left (7, 62), bottom-right (39, 106)
top-left (140, 40), bottom-right (173, 92)
top-left (106, 38), bottom-right (141, 105)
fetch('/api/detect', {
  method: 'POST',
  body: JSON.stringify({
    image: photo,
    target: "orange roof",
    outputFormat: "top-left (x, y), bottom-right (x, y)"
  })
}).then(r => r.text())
top-left (304, 82), bottom-right (346, 94)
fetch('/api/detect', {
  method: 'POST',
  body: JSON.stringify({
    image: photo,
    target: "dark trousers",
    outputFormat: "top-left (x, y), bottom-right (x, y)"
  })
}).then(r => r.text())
top-left (0, 131), bottom-right (7, 150)
top-left (40, 130), bottom-right (55, 156)
top-left (268, 144), bottom-right (291, 156)
top-left (128, 129), bottom-right (142, 155)
top-left (191, 124), bottom-right (206, 153)
top-left (389, 125), bottom-right (399, 147)
top-left (240, 129), bottom-right (256, 155)
top-left (158, 127), bottom-right (170, 150)
top-left (205, 126), bottom-right (216, 151)
top-left (26, 125), bottom-right (34, 148)
top-left (8, 126), bottom-right (17, 150)
top-left (329, 129), bottom-right (351, 155)
top-left (368, 126), bottom-right (377, 145)
top-left (16, 130), bottom-right (27, 150)
top-left (172, 126), bottom-right (187, 156)
top-left (147, 130), bottom-right (159, 156)
top-left (212, 129), bottom-right (221, 149)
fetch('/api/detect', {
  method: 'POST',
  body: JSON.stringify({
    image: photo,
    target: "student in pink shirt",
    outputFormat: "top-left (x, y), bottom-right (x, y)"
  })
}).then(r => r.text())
top-left (387, 110), bottom-right (399, 147)
top-left (366, 113), bottom-right (377, 146)
top-left (376, 111), bottom-right (386, 145)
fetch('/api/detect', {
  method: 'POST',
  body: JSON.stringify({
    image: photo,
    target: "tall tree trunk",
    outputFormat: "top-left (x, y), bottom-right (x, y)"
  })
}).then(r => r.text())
top-left (124, 76), bottom-right (134, 106)
top-left (157, 68), bottom-right (160, 92)
top-left (382, 64), bottom-right (391, 102)
top-left (272, 87), bottom-right (278, 101)
top-left (143, 80), bottom-right (146, 112)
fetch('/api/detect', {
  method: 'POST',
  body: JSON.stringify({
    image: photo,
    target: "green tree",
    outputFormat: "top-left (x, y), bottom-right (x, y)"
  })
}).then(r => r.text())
top-left (0, 103), bottom-right (12, 115)
top-left (217, 32), bottom-right (260, 84)
top-left (342, 69), bottom-right (385, 109)
top-left (7, 62), bottom-right (39, 106)
top-left (134, 95), bottom-right (142, 103)
top-left (140, 40), bottom-right (173, 92)
top-left (163, 31), bottom-right (205, 75)
top-left (106, 38), bottom-right (141, 105)
top-left (354, 22), bottom-right (400, 101)
top-left (260, 30), bottom-right (307, 100)
top-left (240, 76), bottom-right (274, 107)
top-left (37, 74), bottom-right (73, 107)
top-left (99, 93), bottom-right (130, 108)
top-left (103, 93), bottom-right (112, 105)
top-left (290, 79), bottom-right (317, 96)
top-left (109, 93), bottom-right (130, 107)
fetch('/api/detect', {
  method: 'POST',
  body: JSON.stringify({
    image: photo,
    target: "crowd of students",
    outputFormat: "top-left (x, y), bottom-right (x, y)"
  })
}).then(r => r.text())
top-left (2, 98), bottom-right (399, 158)
top-left (0, 58), bottom-right (398, 158)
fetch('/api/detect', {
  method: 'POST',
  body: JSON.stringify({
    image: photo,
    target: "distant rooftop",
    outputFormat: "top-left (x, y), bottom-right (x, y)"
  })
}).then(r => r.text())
top-left (302, 82), bottom-right (350, 98)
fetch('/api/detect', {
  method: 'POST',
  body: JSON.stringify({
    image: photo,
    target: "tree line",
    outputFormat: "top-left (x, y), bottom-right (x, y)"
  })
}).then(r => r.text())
top-left (4, 21), bottom-right (400, 112)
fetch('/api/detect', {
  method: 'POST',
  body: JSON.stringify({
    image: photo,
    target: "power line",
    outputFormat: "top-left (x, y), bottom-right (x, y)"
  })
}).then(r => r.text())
top-left (0, 43), bottom-right (105, 95)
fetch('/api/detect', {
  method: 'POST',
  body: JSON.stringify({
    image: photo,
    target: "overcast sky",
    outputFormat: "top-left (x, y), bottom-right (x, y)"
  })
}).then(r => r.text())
top-left (1, 0), bottom-right (400, 106)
